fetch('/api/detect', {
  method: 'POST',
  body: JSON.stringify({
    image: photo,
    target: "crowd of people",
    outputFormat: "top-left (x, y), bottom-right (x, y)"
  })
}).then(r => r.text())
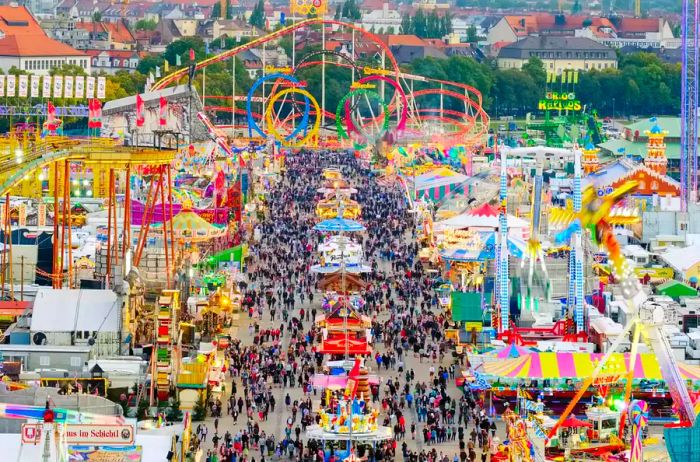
top-left (193, 151), bottom-right (496, 462)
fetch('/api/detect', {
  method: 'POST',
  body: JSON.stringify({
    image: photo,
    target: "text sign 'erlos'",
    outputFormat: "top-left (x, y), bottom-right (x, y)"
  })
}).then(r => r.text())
top-left (21, 424), bottom-right (135, 445)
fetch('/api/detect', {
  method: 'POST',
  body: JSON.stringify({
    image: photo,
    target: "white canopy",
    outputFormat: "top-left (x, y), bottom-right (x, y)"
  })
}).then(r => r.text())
top-left (435, 213), bottom-right (528, 230)
top-left (31, 288), bottom-right (120, 333)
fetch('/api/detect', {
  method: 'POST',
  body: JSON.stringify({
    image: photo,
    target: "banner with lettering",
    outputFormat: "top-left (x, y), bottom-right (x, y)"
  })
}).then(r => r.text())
top-left (7, 75), bottom-right (16, 97)
top-left (67, 446), bottom-right (142, 462)
top-left (30, 75), bottom-right (40, 98)
top-left (42, 75), bottom-right (51, 98)
top-left (53, 76), bottom-right (63, 99)
top-left (18, 75), bottom-right (28, 98)
top-left (64, 76), bottom-right (73, 99)
top-left (96, 76), bottom-right (106, 99)
top-left (74, 76), bottom-right (84, 99)
top-left (86, 76), bottom-right (95, 99)
top-left (37, 203), bottom-right (46, 227)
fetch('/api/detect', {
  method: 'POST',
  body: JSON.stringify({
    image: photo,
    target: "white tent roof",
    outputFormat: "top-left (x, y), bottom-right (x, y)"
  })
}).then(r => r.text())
top-left (409, 167), bottom-right (468, 191)
top-left (660, 244), bottom-right (700, 274)
top-left (434, 213), bottom-right (529, 231)
top-left (31, 288), bottom-right (120, 333)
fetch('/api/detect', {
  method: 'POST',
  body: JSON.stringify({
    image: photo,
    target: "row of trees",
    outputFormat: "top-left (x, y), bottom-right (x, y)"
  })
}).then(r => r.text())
top-left (404, 52), bottom-right (681, 117)
top-left (334, 0), bottom-right (362, 21)
top-left (400, 10), bottom-right (453, 39)
top-left (100, 36), bottom-right (682, 122)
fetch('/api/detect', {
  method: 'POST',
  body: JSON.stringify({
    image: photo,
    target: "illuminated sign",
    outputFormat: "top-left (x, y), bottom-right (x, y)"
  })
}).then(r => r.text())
top-left (363, 67), bottom-right (392, 76)
top-left (264, 65), bottom-right (293, 74)
top-left (350, 82), bottom-right (376, 90)
top-left (538, 92), bottom-right (582, 111)
top-left (22, 424), bottom-right (135, 446)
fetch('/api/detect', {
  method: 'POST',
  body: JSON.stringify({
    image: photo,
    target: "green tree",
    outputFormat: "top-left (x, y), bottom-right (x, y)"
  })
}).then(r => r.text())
top-left (249, 0), bottom-right (266, 29)
top-left (92, 11), bottom-right (102, 22)
top-left (164, 37), bottom-right (205, 66)
top-left (340, 0), bottom-right (361, 20)
top-left (466, 25), bottom-right (478, 42)
top-left (136, 55), bottom-right (164, 75)
top-left (135, 19), bottom-right (157, 31)
top-left (400, 14), bottom-right (412, 34)
top-left (167, 399), bottom-right (184, 422)
top-left (521, 56), bottom-right (546, 94)
top-left (50, 64), bottom-right (87, 77)
top-left (192, 394), bottom-right (207, 421)
top-left (413, 9), bottom-right (426, 37)
top-left (132, 399), bottom-right (150, 420)
top-left (212, 1), bottom-right (221, 18)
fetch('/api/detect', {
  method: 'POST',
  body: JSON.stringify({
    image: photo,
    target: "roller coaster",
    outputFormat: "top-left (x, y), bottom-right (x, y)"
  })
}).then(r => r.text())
top-left (152, 18), bottom-right (489, 148)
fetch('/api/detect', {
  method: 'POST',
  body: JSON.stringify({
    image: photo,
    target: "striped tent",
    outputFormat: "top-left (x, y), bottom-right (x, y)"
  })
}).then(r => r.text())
top-left (408, 167), bottom-right (468, 201)
top-left (482, 352), bottom-right (700, 381)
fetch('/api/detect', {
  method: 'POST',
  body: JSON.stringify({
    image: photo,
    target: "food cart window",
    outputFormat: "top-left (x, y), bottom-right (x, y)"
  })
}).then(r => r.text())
top-left (601, 418), bottom-right (616, 429)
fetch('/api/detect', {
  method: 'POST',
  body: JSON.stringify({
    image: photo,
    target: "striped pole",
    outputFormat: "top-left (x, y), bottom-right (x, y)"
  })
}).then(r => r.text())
top-left (573, 149), bottom-right (584, 332)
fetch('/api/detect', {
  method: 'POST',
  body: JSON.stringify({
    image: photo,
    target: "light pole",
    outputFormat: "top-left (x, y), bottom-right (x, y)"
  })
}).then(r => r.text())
top-left (612, 98), bottom-right (616, 119)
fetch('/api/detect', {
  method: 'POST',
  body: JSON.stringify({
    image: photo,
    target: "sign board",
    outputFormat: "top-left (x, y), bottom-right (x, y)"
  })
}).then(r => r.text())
top-left (22, 423), bottom-right (135, 445)
top-left (68, 445), bottom-right (143, 462)
top-left (538, 91), bottom-right (582, 111)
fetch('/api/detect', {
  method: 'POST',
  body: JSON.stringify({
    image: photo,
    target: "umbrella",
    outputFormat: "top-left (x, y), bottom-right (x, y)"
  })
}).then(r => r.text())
top-left (562, 417), bottom-right (592, 428)
top-left (314, 218), bottom-right (366, 232)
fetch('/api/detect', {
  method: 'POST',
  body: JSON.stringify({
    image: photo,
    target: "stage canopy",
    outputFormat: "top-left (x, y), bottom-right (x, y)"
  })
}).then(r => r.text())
top-left (482, 352), bottom-right (700, 381)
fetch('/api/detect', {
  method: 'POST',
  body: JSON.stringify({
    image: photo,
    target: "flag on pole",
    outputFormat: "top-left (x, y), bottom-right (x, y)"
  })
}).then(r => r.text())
top-left (88, 99), bottom-right (102, 129)
top-left (164, 60), bottom-right (169, 73)
top-left (189, 48), bottom-right (195, 61)
top-left (136, 94), bottom-right (145, 127)
top-left (188, 63), bottom-right (196, 89)
top-left (155, 66), bottom-right (161, 78)
top-left (176, 54), bottom-right (182, 66)
top-left (159, 96), bottom-right (167, 126)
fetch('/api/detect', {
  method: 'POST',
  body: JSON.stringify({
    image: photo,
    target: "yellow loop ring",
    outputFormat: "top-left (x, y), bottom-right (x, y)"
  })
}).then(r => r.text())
top-left (265, 88), bottom-right (321, 148)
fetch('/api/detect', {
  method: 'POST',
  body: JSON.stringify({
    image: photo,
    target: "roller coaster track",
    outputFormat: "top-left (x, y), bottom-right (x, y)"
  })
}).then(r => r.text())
top-left (0, 137), bottom-right (176, 197)
top-left (153, 19), bottom-right (489, 143)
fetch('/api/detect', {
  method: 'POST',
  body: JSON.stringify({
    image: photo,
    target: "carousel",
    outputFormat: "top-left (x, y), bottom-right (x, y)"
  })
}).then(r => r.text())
top-left (311, 236), bottom-right (371, 274)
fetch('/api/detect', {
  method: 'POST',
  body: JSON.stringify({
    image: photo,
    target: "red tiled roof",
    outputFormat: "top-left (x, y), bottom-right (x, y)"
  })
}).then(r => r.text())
top-left (104, 21), bottom-right (135, 43)
top-left (377, 34), bottom-right (426, 47)
top-left (423, 38), bottom-right (446, 48)
top-left (504, 14), bottom-right (617, 36)
top-left (617, 17), bottom-right (660, 33)
top-left (362, 0), bottom-right (387, 10)
top-left (75, 20), bottom-right (135, 43)
top-left (0, 5), bottom-right (46, 35)
top-left (0, 34), bottom-right (85, 57)
top-left (85, 49), bottom-right (137, 59)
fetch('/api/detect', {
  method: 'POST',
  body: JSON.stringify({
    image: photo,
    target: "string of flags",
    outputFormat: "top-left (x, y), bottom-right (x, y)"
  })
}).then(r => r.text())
top-left (0, 75), bottom-right (105, 99)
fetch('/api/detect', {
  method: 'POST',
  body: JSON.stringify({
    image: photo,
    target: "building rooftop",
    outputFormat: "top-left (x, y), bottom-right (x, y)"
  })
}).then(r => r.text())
top-left (0, 5), bottom-right (85, 58)
top-left (74, 20), bottom-right (135, 44)
top-left (498, 36), bottom-right (616, 60)
top-left (0, 34), bottom-right (86, 57)
top-left (30, 288), bottom-right (120, 333)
